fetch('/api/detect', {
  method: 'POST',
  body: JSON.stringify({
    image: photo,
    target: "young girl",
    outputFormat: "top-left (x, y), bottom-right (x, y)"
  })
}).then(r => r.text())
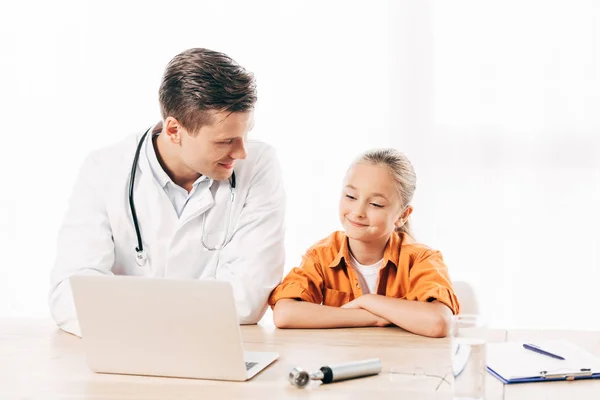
top-left (268, 149), bottom-right (460, 338)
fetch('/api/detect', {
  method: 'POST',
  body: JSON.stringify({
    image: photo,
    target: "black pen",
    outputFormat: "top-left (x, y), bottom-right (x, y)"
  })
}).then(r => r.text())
top-left (523, 343), bottom-right (565, 360)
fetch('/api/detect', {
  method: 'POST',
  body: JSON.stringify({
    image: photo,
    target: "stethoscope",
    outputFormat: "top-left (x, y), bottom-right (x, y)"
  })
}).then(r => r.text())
top-left (129, 127), bottom-right (236, 267)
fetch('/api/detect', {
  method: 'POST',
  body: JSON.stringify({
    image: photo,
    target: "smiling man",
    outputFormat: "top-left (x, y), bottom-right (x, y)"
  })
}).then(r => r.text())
top-left (49, 48), bottom-right (285, 337)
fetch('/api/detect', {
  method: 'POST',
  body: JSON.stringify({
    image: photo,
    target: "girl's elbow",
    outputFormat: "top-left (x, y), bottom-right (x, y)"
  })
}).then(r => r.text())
top-left (272, 302), bottom-right (293, 329)
top-left (273, 313), bottom-right (291, 329)
top-left (427, 313), bottom-right (451, 338)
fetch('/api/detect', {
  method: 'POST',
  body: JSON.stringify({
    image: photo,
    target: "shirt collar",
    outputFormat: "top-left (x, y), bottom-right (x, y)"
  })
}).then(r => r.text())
top-left (146, 132), bottom-right (211, 189)
top-left (327, 231), bottom-right (403, 269)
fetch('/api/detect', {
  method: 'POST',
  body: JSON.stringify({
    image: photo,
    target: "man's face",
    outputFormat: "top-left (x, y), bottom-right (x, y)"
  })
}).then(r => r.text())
top-left (179, 110), bottom-right (253, 181)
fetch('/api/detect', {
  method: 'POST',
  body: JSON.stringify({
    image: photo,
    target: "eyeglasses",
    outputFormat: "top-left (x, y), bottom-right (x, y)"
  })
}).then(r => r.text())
top-left (389, 367), bottom-right (452, 391)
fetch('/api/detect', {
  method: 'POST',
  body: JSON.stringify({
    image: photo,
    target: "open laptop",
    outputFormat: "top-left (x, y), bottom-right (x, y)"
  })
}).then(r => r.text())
top-left (70, 275), bottom-right (279, 381)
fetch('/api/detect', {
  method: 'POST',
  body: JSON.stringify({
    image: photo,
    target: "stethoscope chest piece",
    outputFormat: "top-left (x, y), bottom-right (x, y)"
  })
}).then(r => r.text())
top-left (135, 250), bottom-right (147, 267)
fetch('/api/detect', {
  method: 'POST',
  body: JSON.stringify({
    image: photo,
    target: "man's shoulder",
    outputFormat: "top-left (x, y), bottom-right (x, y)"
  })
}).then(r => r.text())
top-left (80, 134), bottom-right (141, 184)
top-left (233, 139), bottom-right (284, 206)
top-left (244, 139), bottom-right (278, 164)
top-left (235, 139), bottom-right (281, 180)
top-left (87, 134), bottom-right (140, 163)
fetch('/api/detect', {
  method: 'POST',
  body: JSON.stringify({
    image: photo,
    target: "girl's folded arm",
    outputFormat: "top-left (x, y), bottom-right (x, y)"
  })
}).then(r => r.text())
top-left (344, 295), bottom-right (452, 338)
top-left (273, 298), bottom-right (390, 329)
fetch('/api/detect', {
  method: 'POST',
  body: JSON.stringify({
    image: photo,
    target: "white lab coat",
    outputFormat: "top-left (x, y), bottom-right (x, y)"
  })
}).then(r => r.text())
top-left (49, 130), bottom-right (285, 337)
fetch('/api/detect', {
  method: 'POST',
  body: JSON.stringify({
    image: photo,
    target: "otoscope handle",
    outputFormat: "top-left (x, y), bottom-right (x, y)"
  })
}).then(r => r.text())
top-left (320, 358), bottom-right (382, 384)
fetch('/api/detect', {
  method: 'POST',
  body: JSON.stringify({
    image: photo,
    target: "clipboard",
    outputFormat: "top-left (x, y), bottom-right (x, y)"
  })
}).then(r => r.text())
top-left (486, 340), bottom-right (600, 384)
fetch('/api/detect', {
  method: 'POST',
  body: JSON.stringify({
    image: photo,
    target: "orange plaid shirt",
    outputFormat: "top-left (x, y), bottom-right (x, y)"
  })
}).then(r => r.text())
top-left (268, 231), bottom-right (460, 314)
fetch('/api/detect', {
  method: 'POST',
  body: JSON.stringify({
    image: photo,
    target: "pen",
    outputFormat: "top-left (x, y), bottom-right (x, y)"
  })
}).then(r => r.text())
top-left (523, 343), bottom-right (565, 360)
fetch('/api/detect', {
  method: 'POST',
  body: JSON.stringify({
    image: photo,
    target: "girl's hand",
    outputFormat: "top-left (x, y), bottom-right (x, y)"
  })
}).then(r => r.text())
top-left (342, 295), bottom-right (391, 327)
top-left (342, 294), bottom-right (379, 309)
top-left (373, 314), bottom-right (392, 327)
top-left (341, 297), bottom-right (365, 309)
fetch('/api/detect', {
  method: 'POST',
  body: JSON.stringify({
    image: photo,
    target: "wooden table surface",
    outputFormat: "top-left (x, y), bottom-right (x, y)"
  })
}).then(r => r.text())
top-left (1, 319), bottom-right (598, 399)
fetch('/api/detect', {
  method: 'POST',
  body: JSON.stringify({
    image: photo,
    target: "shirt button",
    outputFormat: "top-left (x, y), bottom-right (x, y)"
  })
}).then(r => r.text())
top-left (356, 282), bottom-right (360, 288)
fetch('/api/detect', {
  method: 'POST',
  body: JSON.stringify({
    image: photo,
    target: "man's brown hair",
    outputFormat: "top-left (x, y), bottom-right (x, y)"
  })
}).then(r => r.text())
top-left (159, 48), bottom-right (257, 134)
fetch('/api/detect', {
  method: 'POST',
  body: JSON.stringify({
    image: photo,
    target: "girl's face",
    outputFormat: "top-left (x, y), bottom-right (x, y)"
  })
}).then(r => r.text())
top-left (339, 163), bottom-right (409, 244)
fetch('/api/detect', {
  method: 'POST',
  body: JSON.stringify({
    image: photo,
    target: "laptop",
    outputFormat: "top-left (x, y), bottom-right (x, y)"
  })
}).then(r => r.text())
top-left (70, 275), bottom-right (279, 381)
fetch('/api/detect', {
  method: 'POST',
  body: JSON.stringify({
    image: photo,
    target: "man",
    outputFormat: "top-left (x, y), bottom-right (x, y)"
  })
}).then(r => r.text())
top-left (49, 48), bottom-right (285, 336)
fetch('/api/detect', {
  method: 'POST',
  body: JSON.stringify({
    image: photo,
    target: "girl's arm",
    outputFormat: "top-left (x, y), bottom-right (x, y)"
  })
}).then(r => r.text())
top-left (273, 299), bottom-right (391, 329)
top-left (342, 295), bottom-right (452, 338)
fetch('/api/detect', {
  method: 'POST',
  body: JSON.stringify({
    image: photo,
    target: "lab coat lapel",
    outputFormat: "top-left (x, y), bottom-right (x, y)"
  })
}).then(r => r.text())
top-left (178, 186), bottom-right (215, 226)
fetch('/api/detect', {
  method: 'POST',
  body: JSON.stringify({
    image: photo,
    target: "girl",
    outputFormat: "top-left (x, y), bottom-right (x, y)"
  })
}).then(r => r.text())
top-left (268, 149), bottom-right (460, 338)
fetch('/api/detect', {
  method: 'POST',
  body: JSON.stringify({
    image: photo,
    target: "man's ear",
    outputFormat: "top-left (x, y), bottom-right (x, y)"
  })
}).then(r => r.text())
top-left (164, 117), bottom-right (184, 145)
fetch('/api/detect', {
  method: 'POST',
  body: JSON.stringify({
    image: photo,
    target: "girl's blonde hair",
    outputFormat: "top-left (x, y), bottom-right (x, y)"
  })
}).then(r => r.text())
top-left (354, 148), bottom-right (416, 236)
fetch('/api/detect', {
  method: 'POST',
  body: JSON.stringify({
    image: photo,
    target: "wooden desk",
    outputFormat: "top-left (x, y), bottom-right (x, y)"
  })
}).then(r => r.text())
top-left (0, 319), bottom-right (597, 399)
top-left (0, 319), bottom-right (504, 399)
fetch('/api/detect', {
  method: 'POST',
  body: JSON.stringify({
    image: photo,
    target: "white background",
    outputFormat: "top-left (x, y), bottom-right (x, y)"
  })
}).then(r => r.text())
top-left (1, 0), bottom-right (598, 330)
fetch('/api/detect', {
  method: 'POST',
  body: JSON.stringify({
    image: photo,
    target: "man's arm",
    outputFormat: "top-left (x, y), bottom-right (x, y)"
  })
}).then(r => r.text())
top-left (215, 146), bottom-right (285, 324)
top-left (49, 154), bottom-right (115, 336)
top-left (273, 299), bottom-right (390, 328)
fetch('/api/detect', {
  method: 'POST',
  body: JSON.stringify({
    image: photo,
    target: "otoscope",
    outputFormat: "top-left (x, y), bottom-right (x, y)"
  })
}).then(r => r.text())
top-left (288, 358), bottom-right (382, 388)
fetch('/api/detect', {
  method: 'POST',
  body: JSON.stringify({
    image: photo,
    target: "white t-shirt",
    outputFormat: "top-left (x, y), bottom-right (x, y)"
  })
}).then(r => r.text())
top-left (349, 252), bottom-right (384, 294)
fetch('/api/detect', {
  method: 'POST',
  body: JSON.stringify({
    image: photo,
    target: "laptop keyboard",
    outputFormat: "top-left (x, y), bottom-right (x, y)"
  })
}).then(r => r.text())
top-left (245, 361), bottom-right (258, 371)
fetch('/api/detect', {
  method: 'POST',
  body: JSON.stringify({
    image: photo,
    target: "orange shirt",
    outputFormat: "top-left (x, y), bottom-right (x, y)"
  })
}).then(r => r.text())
top-left (268, 231), bottom-right (460, 314)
